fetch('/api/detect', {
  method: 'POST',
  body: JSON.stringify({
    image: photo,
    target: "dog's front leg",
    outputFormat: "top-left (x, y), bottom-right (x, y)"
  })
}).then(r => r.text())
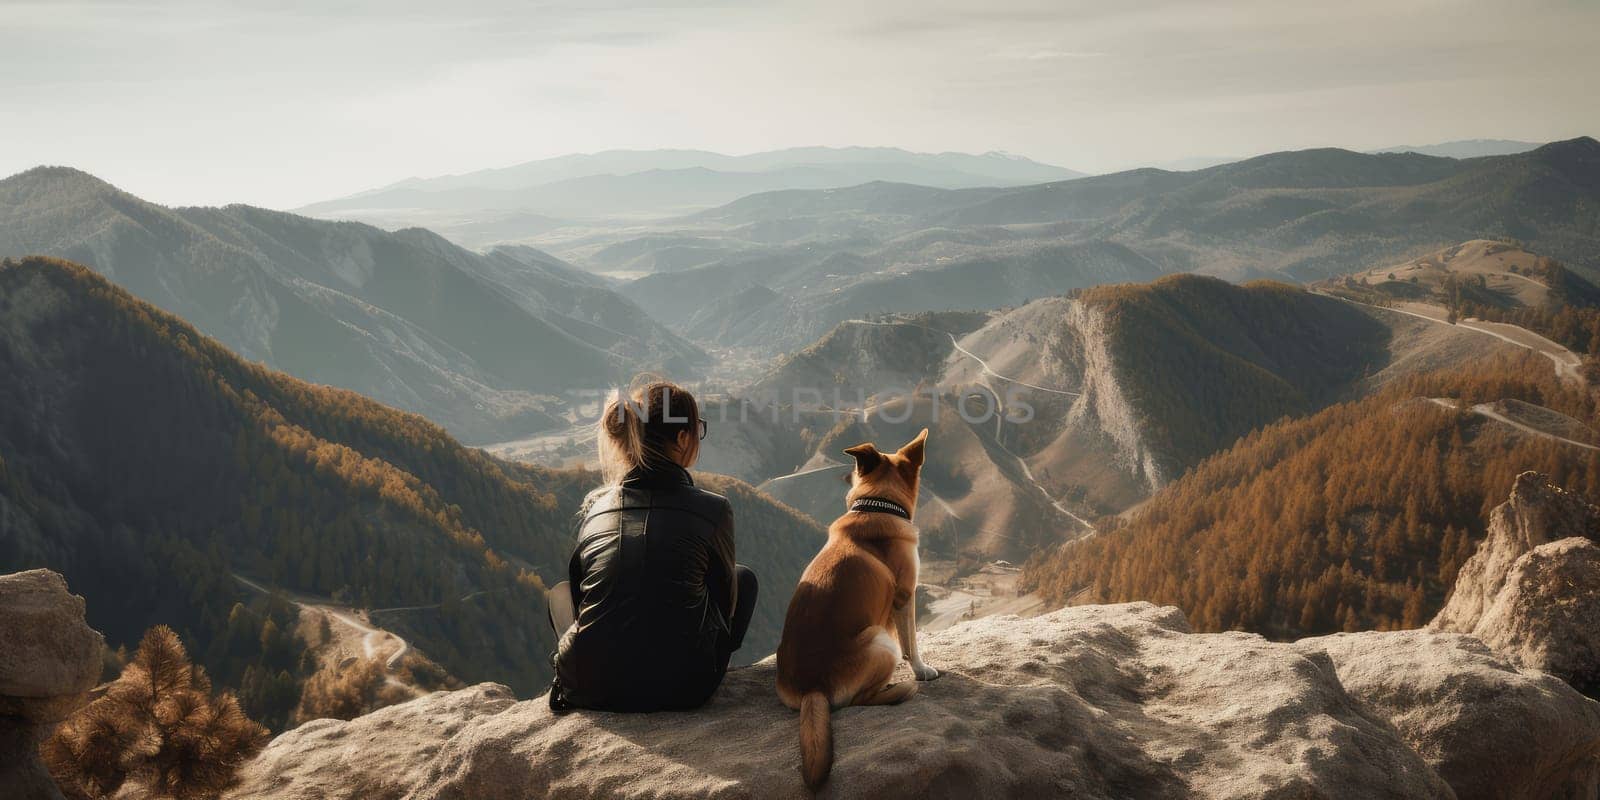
top-left (893, 592), bottom-right (939, 681)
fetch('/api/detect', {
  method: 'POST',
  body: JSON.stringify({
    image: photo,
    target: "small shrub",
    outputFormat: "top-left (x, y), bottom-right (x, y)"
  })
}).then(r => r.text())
top-left (293, 658), bottom-right (412, 723)
top-left (43, 626), bottom-right (268, 800)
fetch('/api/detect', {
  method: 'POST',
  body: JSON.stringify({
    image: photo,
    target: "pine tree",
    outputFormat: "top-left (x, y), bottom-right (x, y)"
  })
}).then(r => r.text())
top-left (43, 626), bottom-right (269, 800)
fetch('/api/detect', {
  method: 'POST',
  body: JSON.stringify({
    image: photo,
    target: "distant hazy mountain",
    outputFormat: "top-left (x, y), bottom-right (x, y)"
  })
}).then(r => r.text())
top-left (297, 147), bottom-right (1084, 223)
top-left (1136, 140), bottom-right (1543, 172)
top-left (1130, 155), bottom-right (1247, 172)
top-left (1369, 139), bottom-right (1541, 159)
top-left (0, 167), bottom-right (704, 442)
top-left (613, 140), bottom-right (1598, 355)
top-left (623, 239), bottom-right (1165, 355)
top-left (677, 138), bottom-right (1600, 286)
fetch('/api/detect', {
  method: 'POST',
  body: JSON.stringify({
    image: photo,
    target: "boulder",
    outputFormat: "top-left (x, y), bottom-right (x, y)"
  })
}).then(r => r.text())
top-left (1471, 538), bottom-right (1600, 691)
top-left (1432, 471), bottom-right (1599, 634)
top-left (1432, 472), bottom-right (1600, 689)
top-left (0, 569), bottom-right (103, 704)
top-left (229, 603), bottom-right (1474, 800)
top-left (1301, 630), bottom-right (1600, 800)
top-left (0, 569), bottom-right (105, 800)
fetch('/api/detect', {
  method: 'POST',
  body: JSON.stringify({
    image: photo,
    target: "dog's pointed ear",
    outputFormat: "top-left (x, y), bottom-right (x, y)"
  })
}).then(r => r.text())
top-left (843, 442), bottom-right (882, 474)
top-left (897, 428), bottom-right (929, 467)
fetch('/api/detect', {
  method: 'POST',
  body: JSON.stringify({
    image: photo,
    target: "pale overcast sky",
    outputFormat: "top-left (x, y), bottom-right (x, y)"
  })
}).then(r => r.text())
top-left (2, 0), bottom-right (1596, 208)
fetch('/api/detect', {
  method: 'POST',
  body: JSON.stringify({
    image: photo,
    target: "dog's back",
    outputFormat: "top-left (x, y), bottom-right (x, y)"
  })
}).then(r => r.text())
top-left (777, 526), bottom-right (898, 697)
top-left (775, 429), bottom-right (931, 791)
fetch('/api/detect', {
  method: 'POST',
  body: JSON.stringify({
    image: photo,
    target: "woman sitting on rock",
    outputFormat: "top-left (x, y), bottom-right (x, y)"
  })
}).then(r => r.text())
top-left (545, 379), bottom-right (758, 712)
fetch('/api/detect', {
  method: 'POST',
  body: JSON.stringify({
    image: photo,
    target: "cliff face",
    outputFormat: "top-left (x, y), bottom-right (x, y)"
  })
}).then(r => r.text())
top-left (1062, 299), bottom-right (1165, 493)
top-left (1432, 471), bottom-right (1600, 690)
top-left (225, 602), bottom-right (1599, 800)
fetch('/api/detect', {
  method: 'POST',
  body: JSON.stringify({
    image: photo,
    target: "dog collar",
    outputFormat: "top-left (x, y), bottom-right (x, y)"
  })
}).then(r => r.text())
top-left (849, 496), bottom-right (912, 520)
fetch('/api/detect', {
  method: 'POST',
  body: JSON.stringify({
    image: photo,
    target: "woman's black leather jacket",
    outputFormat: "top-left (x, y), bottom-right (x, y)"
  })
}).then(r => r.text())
top-left (551, 461), bottom-right (738, 711)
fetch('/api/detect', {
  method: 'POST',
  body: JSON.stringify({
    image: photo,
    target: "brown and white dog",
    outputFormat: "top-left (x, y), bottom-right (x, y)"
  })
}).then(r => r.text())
top-left (776, 428), bottom-right (939, 790)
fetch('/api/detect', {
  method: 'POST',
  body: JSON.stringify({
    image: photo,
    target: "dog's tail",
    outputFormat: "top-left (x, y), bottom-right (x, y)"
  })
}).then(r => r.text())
top-left (799, 690), bottom-right (833, 790)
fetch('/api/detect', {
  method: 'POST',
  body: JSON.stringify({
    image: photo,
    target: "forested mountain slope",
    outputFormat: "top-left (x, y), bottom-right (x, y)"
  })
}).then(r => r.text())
top-left (0, 256), bottom-right (820, 726)
top-left (1022, 351), bottom-right (1600, 637)
top-left (1071, 276), bottom-right (1393, 475)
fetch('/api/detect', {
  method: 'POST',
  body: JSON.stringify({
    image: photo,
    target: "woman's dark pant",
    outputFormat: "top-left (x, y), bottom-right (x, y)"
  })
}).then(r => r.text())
top-left (547, 564), bottom-right (758, 652)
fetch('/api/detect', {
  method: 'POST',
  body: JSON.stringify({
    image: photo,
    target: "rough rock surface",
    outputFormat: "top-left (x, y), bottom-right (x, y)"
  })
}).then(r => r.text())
top-left (0, 569), bottom-right (105, 800)
top-left (228, 601), bottom-right (1600, 800)
top-left (1432, 471), bottom-right (1599, 633)
top-left (1301, 630), bottom-right (1600, 800)
top-left (1432, 472), bottom-right (1600, 689)
top-left (0, 570), bottom-right (104, 703)
top-left (1471, 538), bottom-right (1600, 692)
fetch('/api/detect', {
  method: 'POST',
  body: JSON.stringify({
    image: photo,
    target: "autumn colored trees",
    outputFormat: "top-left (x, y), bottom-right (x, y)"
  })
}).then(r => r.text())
top-left (293, 658), bottom-right (412, 723)
top-left (43, 626), bottom-right (268, 800)
top-left (1022, 352), bottom-right (1600, 638)
top-left (0, 257), bottom-right (568, 710)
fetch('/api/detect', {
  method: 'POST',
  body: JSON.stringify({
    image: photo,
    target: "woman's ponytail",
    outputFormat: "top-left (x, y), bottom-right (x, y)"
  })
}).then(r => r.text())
top-left (586, 377), bottom-right (702, 511)
top-left (597, 388), bottom-right (646, 485)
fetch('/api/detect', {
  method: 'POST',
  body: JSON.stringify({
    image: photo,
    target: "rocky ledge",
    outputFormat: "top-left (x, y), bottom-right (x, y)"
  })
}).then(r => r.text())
top-left (226, 600), bottom-right (1600, 800)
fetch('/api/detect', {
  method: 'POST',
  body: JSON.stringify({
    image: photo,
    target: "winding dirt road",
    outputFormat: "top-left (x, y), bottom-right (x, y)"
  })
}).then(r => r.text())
top-left (840, 318), bottom-right (1095, 534)
top-left (232, 574), bottom-right (411, 672)
top-left (844, 319), bottom-right (1082, 397)
top-left (1315, 292), bottom-right (1584, 383)
top-left (1426, 398), bottom-right (1600, 451)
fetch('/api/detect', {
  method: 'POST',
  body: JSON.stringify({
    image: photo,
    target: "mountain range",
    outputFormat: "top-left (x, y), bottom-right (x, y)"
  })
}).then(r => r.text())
top-left (1368, 138), bottom-right (1542, 159)
top-left (296, 147), bottom-right (1085, 223)
top-left (566, 138), bottom-right (1600, 360)
top-left (0, 167), bottom-right (704, 443)
top-left (1141, 139), bottom-right (1542, 172)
